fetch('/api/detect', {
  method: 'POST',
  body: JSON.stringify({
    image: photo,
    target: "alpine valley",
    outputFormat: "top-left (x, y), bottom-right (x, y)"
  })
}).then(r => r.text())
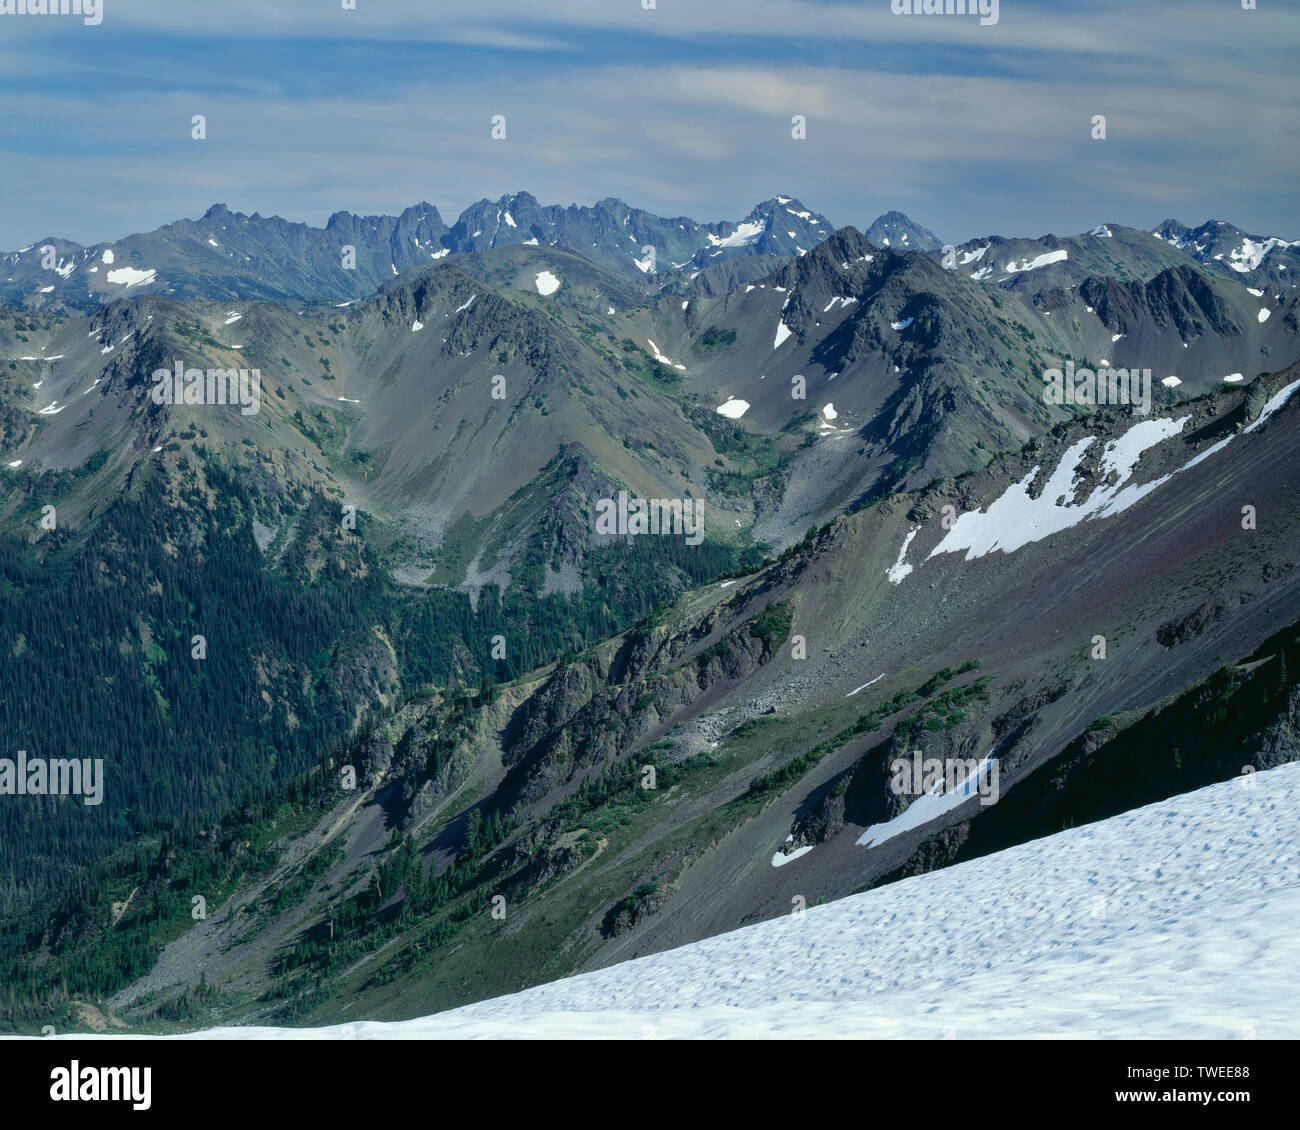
top-left (2, 192), bottom-right (1298, 1033)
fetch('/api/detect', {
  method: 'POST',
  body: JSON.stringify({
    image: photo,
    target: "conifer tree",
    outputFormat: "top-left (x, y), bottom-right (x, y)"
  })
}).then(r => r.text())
top-left (464, 809), bottom-right (483, 860)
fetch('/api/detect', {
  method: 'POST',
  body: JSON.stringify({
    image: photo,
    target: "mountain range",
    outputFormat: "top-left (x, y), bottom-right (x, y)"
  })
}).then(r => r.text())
top-left (8, 193), bottom-right (1296, 315)
top-left (0, 193), bottom-right (838, 313)
top-left (1, 191), bottom-right (1297, 1035)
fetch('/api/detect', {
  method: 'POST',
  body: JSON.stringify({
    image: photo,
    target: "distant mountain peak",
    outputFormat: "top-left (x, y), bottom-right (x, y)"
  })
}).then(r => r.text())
top-left (755, 194), bottom-right (823, 217)
top-left (864, 211), bottom-right (942, 253)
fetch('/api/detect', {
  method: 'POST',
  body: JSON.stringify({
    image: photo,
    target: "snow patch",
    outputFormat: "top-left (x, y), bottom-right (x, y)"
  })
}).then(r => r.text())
top-left (846, 673), bottom-right (886, 697)
top-left (1228, 236), bottom-right (1292, 273)
top-left (856, 756), bottom-right (998, 849)
top-left (707, 219), bottom-right (767, 249)
top-left (909, 389), bottom-right (1299, 573)
top-left (886, 526), bottom-right (919, 584)
top-left (770, 845), bottom-right (813, 868)
top-left (1243, 377), bottom-right (1300, 433)
top-left (923, 418), bottom-right (1187, 564)
top-left (106, 267), bottom-right (155, 287)
top-left (647, 340), bottom-right (686, 371)
top-left (1005, 249), bottom-right (1068, 273)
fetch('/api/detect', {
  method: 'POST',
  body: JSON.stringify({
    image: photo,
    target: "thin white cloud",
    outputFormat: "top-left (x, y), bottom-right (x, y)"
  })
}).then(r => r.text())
top-left (0, 1), bottom-right (1295, 248)
top-left (13, 0), bottom-right (1293, 59)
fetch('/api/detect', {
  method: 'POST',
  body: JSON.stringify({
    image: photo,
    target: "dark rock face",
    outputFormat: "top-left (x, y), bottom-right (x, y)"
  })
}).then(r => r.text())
top-left (358, 735), bottom-right (395, 785)
top-left (1158, 595), bottom-right (1255, 647)
top-left (600, 879), bottom-right (670, 938)
top-left (1080, 265), bottom-right (1238, 341)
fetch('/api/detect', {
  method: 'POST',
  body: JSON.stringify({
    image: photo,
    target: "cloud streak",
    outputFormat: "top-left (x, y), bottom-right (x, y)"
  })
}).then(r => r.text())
top-left (0, 0), bottom-right (1294, 248)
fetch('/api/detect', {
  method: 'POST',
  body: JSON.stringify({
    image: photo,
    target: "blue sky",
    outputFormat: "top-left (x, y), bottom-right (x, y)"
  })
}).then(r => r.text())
top-left (0, 0), bottom-right (1295, 248)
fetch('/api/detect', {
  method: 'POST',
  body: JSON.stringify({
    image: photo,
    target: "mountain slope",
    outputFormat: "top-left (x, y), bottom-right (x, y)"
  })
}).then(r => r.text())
top-left (9, 368), bottom-right (1297, 1033)
top-left (613, 226), bottom-right (1300, 540)
top-left (174, 761), bottom-right (1300, 1039)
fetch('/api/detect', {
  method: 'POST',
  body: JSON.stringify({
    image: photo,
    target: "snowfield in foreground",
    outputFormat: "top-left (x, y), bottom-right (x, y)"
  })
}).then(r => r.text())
top-left (92, 764), bottom-right (1300, 1039)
